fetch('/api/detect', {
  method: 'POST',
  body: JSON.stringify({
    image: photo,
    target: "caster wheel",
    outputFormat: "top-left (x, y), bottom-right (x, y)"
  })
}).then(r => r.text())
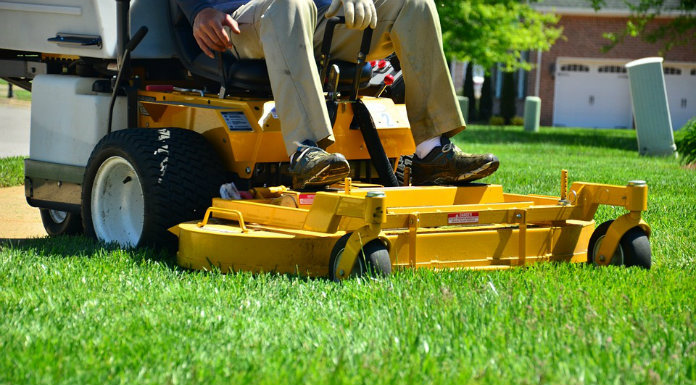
top-left (588, 220), bottom-right (651, 269)
top-left (329, 233), bottom-right (391, 281)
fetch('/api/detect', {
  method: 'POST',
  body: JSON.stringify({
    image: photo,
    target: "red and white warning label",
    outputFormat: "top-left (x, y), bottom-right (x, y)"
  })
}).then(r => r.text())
top-left (299, 193), bottom-right (315, 206)
top-left (447, 212), bottom-right (479, 224)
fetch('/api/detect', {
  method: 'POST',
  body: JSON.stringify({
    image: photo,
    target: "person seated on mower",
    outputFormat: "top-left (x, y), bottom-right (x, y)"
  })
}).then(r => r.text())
top-left (177, 0), bottom-right (499, 189)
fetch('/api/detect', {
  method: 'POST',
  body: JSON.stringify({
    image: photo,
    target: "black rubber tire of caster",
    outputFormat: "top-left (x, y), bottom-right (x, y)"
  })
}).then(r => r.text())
top-left (82, 127), bottom-right (225, 249)
top-left (588, 220), bottom-right (652, 269)
top-left (39, 209), bottom-right (83, 236)
top-left (328, 233), bottom-right (391, 281)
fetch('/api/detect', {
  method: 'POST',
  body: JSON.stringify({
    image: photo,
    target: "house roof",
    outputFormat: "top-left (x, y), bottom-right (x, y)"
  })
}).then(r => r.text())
top-left (532, 0), bottom-right (687, 16)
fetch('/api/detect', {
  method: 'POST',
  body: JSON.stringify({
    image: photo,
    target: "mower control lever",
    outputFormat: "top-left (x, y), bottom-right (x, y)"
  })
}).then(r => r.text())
top-left (107, 25), bottom-right (149, 135)
top-left (328, 64), bottom-right (340, 101)
top-left (320, 16), bottom-right (373, 96)
top-left (124, 26), bottom-right (149, 54)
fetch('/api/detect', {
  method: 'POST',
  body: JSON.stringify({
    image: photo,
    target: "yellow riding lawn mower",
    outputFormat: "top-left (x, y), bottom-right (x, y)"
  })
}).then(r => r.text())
top-left (0, 0), bottom-right (652, 281)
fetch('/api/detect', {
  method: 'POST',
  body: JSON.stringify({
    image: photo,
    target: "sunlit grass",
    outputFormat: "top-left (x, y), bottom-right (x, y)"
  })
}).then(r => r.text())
top-left (0, 156), bottom-right (24, 188)
top-left (1, 125), bottom-right (695, 384)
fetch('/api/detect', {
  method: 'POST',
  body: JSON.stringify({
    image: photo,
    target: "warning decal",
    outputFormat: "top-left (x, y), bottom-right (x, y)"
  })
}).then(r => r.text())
top-left (448, 212), bottom-right (479, 224)
top-left (299, 193), bottom-right (315, 206)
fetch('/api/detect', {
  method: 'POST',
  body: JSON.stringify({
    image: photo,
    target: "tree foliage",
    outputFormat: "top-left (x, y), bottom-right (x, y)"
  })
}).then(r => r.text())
top-left (590, 0), bottom-right (696, 52)
top-left (436, 0), bottom-right (562, 71)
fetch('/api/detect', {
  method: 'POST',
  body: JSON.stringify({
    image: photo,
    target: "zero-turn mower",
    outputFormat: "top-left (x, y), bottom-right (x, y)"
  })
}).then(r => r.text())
top-left (0, 0), bottom-right (652, 281)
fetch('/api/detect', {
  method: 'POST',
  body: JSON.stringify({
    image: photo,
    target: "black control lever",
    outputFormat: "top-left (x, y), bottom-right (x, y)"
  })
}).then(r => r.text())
top-left (124, 26), bottom-right (149, 53)
top-left (107, 25), bottom-right (149, 135)
top-left (319, 17), bottom-right (397, 187)
top-left (319, 16), bottom-right (344, 88)
top-left (351, 27), bottom-right (373, 101)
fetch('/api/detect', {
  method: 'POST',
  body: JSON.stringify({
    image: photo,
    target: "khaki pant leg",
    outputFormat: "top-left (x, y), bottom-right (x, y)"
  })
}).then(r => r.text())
top-left (316, 0), bottom-right (465, 144)
top-left (230, 0), bottom-right (334, 156)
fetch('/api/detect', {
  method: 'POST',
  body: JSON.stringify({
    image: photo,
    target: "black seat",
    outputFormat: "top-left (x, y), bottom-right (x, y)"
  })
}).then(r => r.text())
top-left (168, 1), bottom-right (372, 97)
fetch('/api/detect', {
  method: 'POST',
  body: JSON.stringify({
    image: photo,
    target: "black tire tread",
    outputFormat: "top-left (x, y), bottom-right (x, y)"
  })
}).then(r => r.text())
top-left (82, 127), bottom-right (225, 248)
top-left (395, 155), bottom-right (413, 186)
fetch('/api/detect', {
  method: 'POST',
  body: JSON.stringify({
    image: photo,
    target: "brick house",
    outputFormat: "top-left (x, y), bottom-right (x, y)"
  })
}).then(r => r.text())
top-left (526, 0), bottom-right (696, 129)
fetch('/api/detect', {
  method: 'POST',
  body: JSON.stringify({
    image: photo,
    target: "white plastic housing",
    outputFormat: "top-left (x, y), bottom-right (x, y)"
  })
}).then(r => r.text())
top-left (0, 0), bottom-right (175, 59)
top-left (30, 74), bottom-right (127, 167)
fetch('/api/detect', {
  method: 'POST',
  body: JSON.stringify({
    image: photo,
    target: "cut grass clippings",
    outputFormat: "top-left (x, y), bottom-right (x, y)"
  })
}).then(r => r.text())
top-left (1, 125), bottom-right (695, 385)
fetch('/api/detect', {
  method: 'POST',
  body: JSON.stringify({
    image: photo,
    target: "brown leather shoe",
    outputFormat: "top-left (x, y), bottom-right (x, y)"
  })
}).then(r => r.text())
top-left (411, 136), bottom-right (499, 185)
top-left (289, 141), bottom-right (350, 190)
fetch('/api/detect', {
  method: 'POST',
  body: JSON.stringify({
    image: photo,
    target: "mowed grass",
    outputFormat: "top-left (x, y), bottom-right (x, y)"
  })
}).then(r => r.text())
top-left (1, 126), bottom-right (695, 384)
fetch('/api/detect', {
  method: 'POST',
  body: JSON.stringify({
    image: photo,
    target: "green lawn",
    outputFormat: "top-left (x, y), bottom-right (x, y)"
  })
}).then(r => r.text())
top-left (1, 126), bottom-right (695, 384)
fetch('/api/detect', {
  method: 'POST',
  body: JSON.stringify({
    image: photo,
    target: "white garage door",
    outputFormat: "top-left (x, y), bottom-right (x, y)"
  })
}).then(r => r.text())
top-left (663, 65), bottom-right (696, 130)
top-left (553, 60), bottom-right (633, 128)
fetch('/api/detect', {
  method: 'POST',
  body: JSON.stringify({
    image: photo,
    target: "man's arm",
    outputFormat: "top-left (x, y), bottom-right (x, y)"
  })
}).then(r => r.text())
top-left (175, 0), bottom-right (240, 58)
top-left (176, 0), bottom-right (214, 24)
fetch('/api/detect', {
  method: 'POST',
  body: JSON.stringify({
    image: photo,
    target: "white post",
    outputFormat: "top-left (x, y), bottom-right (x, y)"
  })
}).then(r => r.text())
top-left (625, 57), bottom-right (676, 157)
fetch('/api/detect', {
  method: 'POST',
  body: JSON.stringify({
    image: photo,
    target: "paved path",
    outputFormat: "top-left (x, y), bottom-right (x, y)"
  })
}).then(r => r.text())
top-left (0, 101), bottom-right (31, 158)
top-left (0, 186), bottom-right (46, 240)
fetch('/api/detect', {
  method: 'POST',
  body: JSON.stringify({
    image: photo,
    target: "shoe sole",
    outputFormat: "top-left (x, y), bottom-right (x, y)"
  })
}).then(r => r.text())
top-left (424, 160), bottom-right (500, 186)
top-left (455, 160), bottom-right (500, 183)
top-left (295, 163), bottom-right (350, 190)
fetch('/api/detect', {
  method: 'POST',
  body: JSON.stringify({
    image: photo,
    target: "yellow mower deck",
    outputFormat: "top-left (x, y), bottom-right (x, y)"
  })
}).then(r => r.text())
top-left (169, 174), bottom-right (650, 279)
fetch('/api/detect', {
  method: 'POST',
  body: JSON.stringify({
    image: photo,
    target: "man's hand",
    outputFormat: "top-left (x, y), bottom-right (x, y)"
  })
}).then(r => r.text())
top-left (325, 0), bottom-right (377, 30)
top-left (192, 8), bottom-right (240, 58)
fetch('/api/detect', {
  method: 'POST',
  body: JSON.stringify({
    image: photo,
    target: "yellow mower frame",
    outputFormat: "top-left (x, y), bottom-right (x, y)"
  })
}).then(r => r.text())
top-left (168, 172), bottom-right (650, 280)
top-left (133, 88), bottom-right (650, 280)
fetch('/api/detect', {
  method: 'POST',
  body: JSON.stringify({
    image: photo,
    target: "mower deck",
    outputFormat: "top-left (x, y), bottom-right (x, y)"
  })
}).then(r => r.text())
top-left (169, 174), bottom-right (650, 279)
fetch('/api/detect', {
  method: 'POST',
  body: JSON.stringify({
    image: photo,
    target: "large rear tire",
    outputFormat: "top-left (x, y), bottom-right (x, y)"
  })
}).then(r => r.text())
top-left (81, 128), bottom-right (225, 249)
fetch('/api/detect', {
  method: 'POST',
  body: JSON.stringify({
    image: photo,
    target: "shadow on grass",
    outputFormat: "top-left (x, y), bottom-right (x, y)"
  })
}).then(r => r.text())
top-left (458, 126), bottom-right (637, 151)
top-left (0, 235), bottom-right (178, 269)
top-left (0, 236), bottom-right (322, 280)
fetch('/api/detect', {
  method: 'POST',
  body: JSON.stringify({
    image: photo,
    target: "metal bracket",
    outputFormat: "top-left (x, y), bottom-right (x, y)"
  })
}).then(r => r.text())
top-left (594, 211), bottom-right (650, 265)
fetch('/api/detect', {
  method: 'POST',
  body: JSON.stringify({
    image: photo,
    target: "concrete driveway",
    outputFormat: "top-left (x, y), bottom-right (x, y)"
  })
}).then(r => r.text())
top-left (0, 101), bottom-right (30, 158)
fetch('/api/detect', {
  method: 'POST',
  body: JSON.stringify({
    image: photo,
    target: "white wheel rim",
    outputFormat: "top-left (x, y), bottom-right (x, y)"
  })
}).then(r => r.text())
top-left (48, 209), bottom-right (68, 224)
top-left (593, 234), bottom-right (625, 266)
top-left (91, 156), bottom-right (145, 247)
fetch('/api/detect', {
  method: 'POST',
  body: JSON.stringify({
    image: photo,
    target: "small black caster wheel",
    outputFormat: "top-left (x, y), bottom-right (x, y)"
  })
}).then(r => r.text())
top-left (329, 233), bottom-right (391, 282)
top-left (588, 220), bottom-right (651, 269)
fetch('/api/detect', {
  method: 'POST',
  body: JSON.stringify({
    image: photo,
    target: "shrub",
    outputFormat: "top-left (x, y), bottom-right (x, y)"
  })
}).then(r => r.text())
top-left (511, 116), bottom-right (524, 126)
top-left (489, 116), bottom-right (505, 126)
top-left (675, 118), bottom-right (696, 165)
